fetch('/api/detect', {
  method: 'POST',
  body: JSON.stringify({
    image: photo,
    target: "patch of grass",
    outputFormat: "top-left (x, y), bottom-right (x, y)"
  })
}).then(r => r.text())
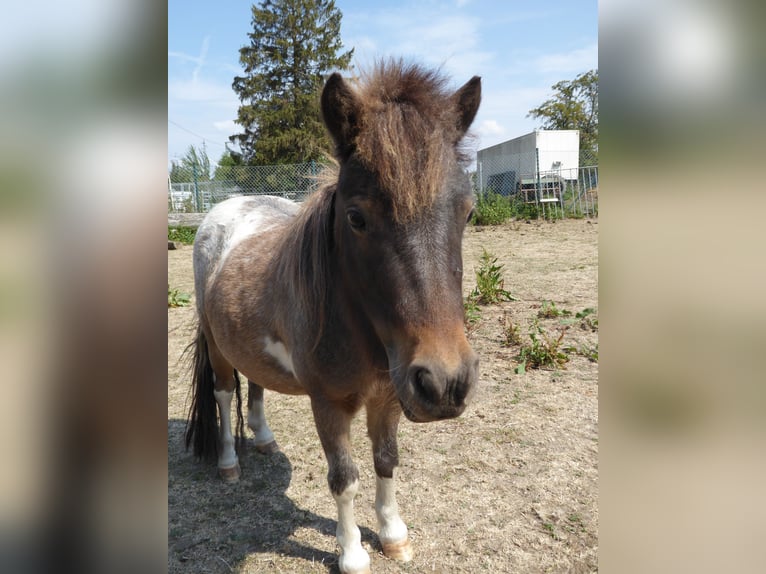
top-left (537, 300), bottom-right (572, 319)
top-left (470, 249), bottom-right (516, 304)
top-left (471, 191), bottom-right (512, 225)
top-left (168, 285), bottom-right (191, 308)
top-left (516, 320), bottom-right (570, 371)
top-left (168, 226), bottom-right (197, 245)
top-left (499, 312), bottom-right (522, 347)
top-left (541, 522), bottom-right (559, 540)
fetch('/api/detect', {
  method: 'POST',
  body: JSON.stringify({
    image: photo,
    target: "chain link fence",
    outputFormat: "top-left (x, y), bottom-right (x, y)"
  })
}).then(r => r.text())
top-left (168, 162), bottom-right (322, 213)
top-left (169, 154), bottom-right (598, 218)
top-left (475, 149), bottom-right (598, 218)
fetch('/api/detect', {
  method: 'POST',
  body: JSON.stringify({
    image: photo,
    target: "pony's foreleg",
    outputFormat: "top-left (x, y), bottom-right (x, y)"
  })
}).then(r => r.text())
top-left (367, 398), bottom-right (412, 562)
top-left (247, 381), bottom-right (279, 454)
top-left (311, 397), bottom-right (370, 574)
top-left (209, 347), bottom-right (241, 483)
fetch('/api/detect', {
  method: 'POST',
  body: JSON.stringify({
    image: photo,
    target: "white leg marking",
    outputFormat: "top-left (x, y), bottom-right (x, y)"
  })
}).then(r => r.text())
top-left (333, 479), bottom-right (370, 574)
top-left (375, 476), bottom-right (409, 546)
top-left (247, 398), bottom-right (275, 446)
top-left (263, 336), bottom-right (296, 377)
top-left (213, 389), bottom-right (238, 469)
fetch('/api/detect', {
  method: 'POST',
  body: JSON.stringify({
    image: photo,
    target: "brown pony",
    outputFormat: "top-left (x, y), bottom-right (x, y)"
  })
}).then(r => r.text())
top-left (186, 61), bottom-right (481, 574)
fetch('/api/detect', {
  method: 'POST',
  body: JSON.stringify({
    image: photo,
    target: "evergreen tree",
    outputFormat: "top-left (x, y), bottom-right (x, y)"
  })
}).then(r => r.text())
top-left (528, 70), bottom-right (598, 164)
top-left (231, 0), bottom-right (354, 165)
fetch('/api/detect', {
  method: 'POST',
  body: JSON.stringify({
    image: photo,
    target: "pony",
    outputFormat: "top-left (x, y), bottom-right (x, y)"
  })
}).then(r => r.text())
top-left (185, 61), bottom-right (481, 574)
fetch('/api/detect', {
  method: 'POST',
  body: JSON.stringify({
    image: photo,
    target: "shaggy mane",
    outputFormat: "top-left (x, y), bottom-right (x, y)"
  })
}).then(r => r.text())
top-left (352, 60), bottom-right (467, 221)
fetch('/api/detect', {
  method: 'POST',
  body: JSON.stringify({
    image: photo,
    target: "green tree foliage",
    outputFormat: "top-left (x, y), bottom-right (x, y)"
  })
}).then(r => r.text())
top-left (170, 144), bottom-right (212, 182)
top-left (528, 70), bottom-right (598, 164)
top-left (213, 149), bottom-right (242, 181)
top-left (231, 0), bottom-right (354, 165)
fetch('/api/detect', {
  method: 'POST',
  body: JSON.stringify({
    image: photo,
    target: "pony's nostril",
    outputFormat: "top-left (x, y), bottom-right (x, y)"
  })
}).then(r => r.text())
top-left (450, 377), bottom-right (468, 406)
top-left (412, 367), bottom-right (439, 405)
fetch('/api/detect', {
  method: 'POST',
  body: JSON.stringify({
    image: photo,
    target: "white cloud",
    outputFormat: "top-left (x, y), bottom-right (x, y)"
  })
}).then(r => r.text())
top-left (478, 119), bottom-right (504, 137)
top-left (534, 42), bottom-right (598, 75)
top-left (168, 77), bottom-right (237, 108)
top-left (213, 119), bottom-right (237, 132)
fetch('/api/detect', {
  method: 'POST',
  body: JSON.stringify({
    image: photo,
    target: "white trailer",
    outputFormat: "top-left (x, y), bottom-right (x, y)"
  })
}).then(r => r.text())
top-left (477, 130), bottom-right (580, 197)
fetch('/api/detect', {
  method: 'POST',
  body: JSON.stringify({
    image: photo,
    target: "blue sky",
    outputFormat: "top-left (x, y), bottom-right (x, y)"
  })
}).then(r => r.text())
top-left (168, 0), bottom-right (597, 166)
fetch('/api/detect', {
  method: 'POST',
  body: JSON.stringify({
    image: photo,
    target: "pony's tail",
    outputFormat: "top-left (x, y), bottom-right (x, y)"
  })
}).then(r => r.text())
top-left (232, 369), bottom-right (246, 454)
top-left (184, 326), bottom-right (246, 461)
top-left (185, 326), bottom-right (219, 461)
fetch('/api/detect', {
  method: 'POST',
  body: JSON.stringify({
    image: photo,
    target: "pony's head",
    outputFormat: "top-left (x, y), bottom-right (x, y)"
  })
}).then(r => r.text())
top-left (321, 61), bottom-right (480, 422)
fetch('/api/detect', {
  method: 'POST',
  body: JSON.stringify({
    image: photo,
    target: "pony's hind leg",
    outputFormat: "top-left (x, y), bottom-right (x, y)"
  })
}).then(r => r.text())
top-left (367, 394), bottom-right (412, 562)
top-left (208, 344), bottom-right (242, 483)
top-left (247, 381), bottom-right (279, 454)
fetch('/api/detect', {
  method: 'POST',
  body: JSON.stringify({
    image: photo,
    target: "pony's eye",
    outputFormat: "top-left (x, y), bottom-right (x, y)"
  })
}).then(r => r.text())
top-left (346, 209), bottom-right (366, 231)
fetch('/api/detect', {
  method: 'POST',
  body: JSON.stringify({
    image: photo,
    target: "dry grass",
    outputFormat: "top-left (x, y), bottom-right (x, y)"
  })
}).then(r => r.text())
top-left (168, 218), bottom-right (598, 573)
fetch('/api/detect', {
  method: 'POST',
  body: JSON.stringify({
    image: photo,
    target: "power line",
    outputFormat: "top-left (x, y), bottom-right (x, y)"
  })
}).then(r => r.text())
top-left (168, 119), bottom-right (228, 148)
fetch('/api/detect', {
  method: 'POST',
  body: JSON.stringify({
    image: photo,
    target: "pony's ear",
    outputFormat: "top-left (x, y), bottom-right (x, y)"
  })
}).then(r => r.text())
top-left (321, 73), bottom-right (360, 159)
top-left (452, 76), bottom-right (482, 138)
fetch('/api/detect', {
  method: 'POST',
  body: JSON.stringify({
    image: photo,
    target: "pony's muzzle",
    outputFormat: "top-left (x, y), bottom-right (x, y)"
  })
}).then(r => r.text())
top-left (402, 354), bottom-right (479, 422)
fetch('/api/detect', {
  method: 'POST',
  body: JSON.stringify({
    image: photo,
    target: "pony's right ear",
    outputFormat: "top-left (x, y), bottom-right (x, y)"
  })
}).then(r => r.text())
top-left (321, 73), bottom-right (359, 159)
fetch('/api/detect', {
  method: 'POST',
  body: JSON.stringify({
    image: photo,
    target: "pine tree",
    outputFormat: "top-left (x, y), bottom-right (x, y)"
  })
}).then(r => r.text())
top-left (231, 0), bottom-right (354, 165)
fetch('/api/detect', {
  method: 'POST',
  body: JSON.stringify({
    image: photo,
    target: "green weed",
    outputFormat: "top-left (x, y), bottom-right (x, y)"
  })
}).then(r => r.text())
top-left (537, 300), bottom-right (572, 319)
top-left (499, 312), bottom-right (522, 347)
top-left (470, 249), bottom-right (515, 304)
top-left (463, 296), bottom-right (481, 331)
top-left (576, 307), bottom-right (599, 331)
top-left (517, 320), bottom-right (570, 371)
top-left (168, 285), bottom-right (191, 308)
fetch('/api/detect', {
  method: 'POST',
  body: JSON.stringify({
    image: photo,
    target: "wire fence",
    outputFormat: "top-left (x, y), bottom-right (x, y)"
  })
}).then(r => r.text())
top-left (168, 154), bottom-right (598, 218)
top-left (475, 149), bottom-right (598, 218)
top-left (168, 162), bottom-right (322, 213)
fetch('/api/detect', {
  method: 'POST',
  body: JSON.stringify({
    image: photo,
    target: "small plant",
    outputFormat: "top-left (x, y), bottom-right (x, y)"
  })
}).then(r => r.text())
top-left (579, 343), bottom-right (599, 362)
top-left (576, 307), bottom-right (598, 331)
top-left (168, 226), bottom-right (197, 245)
top-left (471, 191), bottom-right (512, 225)
top-left (537, 300), bottom-right (572, 319)
top-left (168, 285), bottom-right (191, 307)
top-left (470, 249), bottom-right (515, 304)
top-left (463, 296), bottom-right (481, 331)
top-left (499, 312), bottom-right (522, 347)
top-left (516, 320), bottom-right (569, 371)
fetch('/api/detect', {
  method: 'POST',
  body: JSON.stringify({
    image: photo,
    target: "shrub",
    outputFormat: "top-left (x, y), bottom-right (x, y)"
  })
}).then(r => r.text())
top-left (471, 191), bottom-right (512, 225)
top-left (168, 226), bottom-right (197, 245)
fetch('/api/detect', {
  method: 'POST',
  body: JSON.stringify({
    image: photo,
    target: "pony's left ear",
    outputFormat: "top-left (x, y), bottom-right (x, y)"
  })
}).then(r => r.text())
top-left (321, 73), bottom-right (360, 160)
top-left (452, 76), bottom-right (482, 138)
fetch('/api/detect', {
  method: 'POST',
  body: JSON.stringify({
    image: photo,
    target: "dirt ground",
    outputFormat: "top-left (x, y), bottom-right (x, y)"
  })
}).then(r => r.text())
top-left (168, 218), bottom-right (598, 573)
